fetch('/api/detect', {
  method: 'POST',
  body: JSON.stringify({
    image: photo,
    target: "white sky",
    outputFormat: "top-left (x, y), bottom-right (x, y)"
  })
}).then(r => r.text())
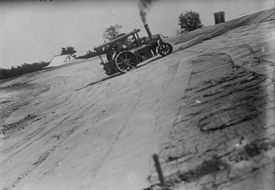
top-left (0, 0), bottom-right (274, 68)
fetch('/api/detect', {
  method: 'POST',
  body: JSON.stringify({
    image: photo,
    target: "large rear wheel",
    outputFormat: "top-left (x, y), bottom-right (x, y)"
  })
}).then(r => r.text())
top-left (115, 51), bottom-right (138, 73)
top-left (158, 42), bottom-right (173, 56)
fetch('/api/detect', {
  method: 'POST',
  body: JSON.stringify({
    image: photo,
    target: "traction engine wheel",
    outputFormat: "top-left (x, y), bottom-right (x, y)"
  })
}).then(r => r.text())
top-left (158, 42), bottom-right (173, 56)
top-left (115, 51), bottom-right (138, 73)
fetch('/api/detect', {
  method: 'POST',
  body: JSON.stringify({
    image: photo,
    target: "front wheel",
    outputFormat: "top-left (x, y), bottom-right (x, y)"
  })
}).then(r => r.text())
top-left (115, 51), bottom-right (138, 73)
top-left (158, 42), bottom-right (173, 56)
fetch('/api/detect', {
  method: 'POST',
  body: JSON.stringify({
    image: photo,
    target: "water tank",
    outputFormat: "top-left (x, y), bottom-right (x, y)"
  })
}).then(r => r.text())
top-left (214, 11), bottom-right (225, 24)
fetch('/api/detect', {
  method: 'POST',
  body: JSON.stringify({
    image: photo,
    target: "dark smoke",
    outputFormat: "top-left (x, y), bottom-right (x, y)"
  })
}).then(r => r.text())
top-left (139, 0), bottom-right (157, 24)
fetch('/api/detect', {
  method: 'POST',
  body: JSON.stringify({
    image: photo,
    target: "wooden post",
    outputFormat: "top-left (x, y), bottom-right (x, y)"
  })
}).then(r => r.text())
top-left (152, 154), bottom-right (165, 186)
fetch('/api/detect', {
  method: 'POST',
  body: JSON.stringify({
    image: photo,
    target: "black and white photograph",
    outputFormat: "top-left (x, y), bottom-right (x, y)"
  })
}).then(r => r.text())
top-left (0, 0), bottom-right (274, 189)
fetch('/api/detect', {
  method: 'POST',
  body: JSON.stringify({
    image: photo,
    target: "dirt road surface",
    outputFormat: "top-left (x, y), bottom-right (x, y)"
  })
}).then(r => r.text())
top-left (1, 8), bottom-right (275, 190)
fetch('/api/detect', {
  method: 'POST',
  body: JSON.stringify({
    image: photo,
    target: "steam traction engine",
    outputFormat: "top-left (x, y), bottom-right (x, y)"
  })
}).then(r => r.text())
top-left (94, 24), bottom-right (173, 75)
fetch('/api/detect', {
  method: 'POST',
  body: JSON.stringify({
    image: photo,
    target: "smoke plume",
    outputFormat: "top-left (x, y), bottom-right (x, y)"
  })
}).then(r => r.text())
top-left (138, 0), bottom-right (157, 24)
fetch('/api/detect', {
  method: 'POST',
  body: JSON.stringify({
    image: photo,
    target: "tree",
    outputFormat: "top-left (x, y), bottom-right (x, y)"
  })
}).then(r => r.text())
top-left (103, 24), bottom-right (122, 41)
top-left (178, 11), bottom-right (202, 32)
top-left (61, 46), bottom-right (76, 55)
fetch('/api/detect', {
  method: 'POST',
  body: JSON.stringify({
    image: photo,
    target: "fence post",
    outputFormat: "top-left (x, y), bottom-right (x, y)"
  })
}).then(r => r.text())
top-left (152, 154), bottom-right (165, 186)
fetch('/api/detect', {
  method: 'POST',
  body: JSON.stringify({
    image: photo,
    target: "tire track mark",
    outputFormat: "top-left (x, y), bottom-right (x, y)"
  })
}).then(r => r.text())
top-left (92, 74), bottom-right (145, 178)
top-left (2, 104), bottom-right (95, 190)
top-left (1, 111), bottom-right (77, 163)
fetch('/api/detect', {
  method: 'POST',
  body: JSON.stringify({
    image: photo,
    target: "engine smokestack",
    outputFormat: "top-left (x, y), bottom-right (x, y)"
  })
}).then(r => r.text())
top-left (144, 24), bottom-right (152, 39)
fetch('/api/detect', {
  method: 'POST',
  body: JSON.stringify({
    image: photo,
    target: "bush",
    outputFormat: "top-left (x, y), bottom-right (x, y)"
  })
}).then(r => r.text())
top-left (178, 11), bottom-right (202, 32)
top-left (61, 46), bottom-right (76, 56)
top-left (76, 50), bottom-right (97, 59)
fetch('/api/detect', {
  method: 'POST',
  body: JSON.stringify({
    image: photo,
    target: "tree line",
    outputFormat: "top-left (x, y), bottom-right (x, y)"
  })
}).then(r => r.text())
top-left (61, 46), bottom-right (98, 59)
top-left (0, 47), bottom-right (99, 80)
top-left (0, 61), bottom-right (50, 80)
